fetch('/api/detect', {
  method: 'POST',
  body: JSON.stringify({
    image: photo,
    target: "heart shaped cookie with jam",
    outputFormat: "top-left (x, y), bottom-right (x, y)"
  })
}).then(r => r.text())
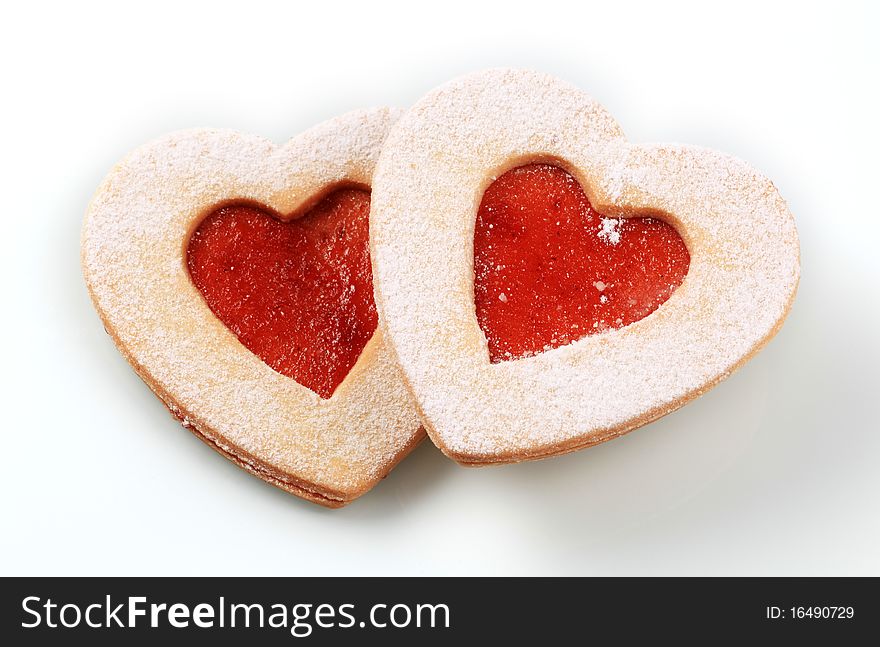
top-left (82, 108), bottom-right (423, 506)
top-left (370, 69), bottom-right (800, 465)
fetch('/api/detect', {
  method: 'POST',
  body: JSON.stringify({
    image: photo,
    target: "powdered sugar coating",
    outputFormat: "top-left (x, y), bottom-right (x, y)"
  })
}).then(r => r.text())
top-left (82, 108), bottom-right (424, 505)
top-left (598, 217), bottom-right (622, 245)
top-left (370, 69), bottom-right (800, 464)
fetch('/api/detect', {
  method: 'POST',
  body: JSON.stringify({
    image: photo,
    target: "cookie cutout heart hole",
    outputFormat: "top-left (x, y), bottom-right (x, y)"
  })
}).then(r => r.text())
top-left (474, 163), bottom-right (690, 363)
top-left (186, 187), bottom-right (376, 399)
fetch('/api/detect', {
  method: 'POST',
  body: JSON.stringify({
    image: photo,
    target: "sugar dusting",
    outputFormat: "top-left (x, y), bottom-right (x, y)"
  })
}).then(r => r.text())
top-left (370, 69), bottom-right (800, 462)
top-left (597, 217), bottom-right (622, 245)
top-left (82, 108), bottom-right (423, 503)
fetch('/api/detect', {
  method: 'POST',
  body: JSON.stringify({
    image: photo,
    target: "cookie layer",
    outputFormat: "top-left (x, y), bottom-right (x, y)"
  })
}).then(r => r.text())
top-left (370, 69), bottom-right (800, 465)
top-left (82, 108), bottom-right (424, 505)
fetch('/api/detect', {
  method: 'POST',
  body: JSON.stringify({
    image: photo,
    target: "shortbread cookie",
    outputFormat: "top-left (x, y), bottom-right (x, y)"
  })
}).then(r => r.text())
top-left (370, 69), bottom-right (799, 465)
top-left (82, 108), bottom-right (424, 506)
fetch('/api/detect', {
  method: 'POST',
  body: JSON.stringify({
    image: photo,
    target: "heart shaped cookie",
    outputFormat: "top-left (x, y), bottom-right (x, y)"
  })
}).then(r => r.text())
top-left (82, 108), bottom-right (424, 506)
top-left (370, 69), bottom-right (800, 465)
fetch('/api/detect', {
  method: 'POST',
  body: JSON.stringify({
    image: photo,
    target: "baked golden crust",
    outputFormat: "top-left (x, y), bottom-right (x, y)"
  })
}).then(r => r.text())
top-left (370, 69), bottom-right (800, 466)
top-left (82, 108), bottom-right (424, 506)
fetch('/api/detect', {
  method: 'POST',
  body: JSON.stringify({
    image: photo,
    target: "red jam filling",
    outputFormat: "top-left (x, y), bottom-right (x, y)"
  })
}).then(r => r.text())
top-left (187, 188), bottom-right (376, 398)
top-left (474, 163), bottom-right (690, 362)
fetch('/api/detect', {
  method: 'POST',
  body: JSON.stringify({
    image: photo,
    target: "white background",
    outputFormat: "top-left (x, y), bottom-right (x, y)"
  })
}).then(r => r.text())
top-left (2, 1), bottom-right (878, 576)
